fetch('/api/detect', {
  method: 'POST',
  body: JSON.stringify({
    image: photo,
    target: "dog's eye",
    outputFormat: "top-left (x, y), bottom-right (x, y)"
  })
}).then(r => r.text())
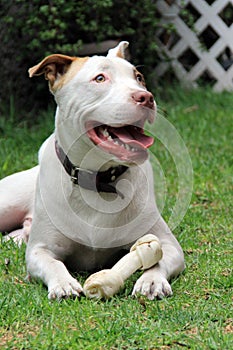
top-left (95, 74), bottom-right (106, 83)
top-left (136, 73), bottom-right (145, 85)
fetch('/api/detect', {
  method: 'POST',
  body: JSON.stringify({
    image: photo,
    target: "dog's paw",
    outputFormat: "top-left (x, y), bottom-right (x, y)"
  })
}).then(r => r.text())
top-left (48, 277), bottom-right (83, 300)
top-left (132, 271), bottom-right (172, 300)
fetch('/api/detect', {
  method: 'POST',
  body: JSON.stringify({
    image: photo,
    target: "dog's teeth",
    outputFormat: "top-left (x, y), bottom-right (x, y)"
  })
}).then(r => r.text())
top-left (103, 129), bottom-right (109, 137)
top-left (125, 144), bottom-right (130, 151)
top-left (107, 136), bottom-right (113, 141)
top-left (100, 127), bottom-right (109, 137)
top-left (131, 148), bottom-right (136, 152)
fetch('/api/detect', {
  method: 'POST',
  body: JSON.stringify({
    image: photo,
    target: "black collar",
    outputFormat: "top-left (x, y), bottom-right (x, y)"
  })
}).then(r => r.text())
top-left (55, 141), bottom-right (128, 198)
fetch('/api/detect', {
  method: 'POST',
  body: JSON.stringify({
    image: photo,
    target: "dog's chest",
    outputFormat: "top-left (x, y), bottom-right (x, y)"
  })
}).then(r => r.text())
top-left (39, 136), bottom-right (157, 248)
top-left (40, 170), bottom-right (156, 248)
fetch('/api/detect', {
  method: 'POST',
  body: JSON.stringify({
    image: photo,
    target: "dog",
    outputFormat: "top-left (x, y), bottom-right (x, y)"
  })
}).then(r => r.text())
top-left (0, 41), bottom-right (185, 300)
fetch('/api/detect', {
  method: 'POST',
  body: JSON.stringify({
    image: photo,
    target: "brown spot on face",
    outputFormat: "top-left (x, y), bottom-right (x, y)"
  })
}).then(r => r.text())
top-left (53, 57), bottom-right (89, 91)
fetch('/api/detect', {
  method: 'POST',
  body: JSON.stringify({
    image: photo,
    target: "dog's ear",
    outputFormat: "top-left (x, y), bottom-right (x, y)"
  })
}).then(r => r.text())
top-left (28, 54), bottom-right (76, 86)
top-left (107, 41), bottom-right (129, 59)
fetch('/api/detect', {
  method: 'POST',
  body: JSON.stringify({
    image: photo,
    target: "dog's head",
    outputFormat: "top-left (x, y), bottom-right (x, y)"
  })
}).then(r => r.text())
top-left (29, 42), bottom-right (156, 168)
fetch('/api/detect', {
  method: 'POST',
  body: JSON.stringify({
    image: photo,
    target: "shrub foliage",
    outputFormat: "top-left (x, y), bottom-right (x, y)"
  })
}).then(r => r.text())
top-left (0, 0), bottom-right (161, 116)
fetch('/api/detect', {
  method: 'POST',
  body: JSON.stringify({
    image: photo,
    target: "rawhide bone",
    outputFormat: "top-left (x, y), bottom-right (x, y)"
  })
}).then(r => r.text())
top-left (83, 234), bottom-right (163, 299)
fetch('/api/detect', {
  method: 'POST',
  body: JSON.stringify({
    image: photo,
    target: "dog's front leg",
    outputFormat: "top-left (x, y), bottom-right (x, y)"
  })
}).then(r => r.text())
top-left (26, 245), bottom-right (83, 300)
top-left (132, 220), bottom-right (185, 300)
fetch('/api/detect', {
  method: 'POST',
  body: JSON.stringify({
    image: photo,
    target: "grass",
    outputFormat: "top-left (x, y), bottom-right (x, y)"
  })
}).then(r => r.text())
top-left (0, 87), bottom-right (232, 349)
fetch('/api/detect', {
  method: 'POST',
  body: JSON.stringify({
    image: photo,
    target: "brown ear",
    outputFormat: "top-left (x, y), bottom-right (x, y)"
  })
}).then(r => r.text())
top-left (28, 54), bottom-right (76, 86)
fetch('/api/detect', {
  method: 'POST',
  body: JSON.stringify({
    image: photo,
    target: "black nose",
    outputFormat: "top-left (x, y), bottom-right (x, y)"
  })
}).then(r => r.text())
top-left (132, 91), bottom-right (155, 109)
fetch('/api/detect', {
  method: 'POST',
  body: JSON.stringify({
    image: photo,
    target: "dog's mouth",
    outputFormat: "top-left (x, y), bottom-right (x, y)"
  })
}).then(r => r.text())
top-left (86, 121), bottom-right (154, 162)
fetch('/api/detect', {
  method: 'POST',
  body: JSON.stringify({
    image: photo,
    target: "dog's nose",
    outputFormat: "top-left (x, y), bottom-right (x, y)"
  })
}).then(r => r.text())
top-left (132, 91), bottom-right (155, 109)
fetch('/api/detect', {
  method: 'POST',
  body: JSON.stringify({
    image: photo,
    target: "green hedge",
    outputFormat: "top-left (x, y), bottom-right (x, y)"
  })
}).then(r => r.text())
top-left (1, 0), bottom-right (161, 117)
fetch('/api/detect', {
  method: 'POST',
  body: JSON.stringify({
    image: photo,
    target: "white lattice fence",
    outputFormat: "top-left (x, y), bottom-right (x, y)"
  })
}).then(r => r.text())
top-left (155, 0), bottom-right (233, 91)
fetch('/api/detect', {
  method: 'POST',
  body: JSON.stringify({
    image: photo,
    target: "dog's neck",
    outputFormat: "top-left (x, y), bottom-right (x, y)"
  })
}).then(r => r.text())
top-left (55, 141), bottom-right (128, 198)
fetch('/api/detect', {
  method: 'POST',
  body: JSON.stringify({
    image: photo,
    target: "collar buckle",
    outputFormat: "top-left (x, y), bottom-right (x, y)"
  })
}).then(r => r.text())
top-left (71, 166), bottom-right (94, 184)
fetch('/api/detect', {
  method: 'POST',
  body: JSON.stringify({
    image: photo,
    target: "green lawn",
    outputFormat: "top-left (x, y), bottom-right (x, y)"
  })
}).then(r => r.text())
top-left (0, 87), bottom-right (232, 349)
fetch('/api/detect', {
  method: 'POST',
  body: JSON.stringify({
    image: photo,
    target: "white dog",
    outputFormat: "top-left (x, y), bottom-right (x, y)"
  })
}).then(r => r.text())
top-left (0, 42), bottom-right (184, 300)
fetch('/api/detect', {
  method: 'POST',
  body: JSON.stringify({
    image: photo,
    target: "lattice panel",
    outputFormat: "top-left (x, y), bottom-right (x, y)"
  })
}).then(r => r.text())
top-left (155, 0), bottom-right (233, 91)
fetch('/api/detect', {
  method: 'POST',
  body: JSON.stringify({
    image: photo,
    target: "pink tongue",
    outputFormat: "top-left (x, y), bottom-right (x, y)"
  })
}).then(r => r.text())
top-left (108, 126), bottom-right (154, 149)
